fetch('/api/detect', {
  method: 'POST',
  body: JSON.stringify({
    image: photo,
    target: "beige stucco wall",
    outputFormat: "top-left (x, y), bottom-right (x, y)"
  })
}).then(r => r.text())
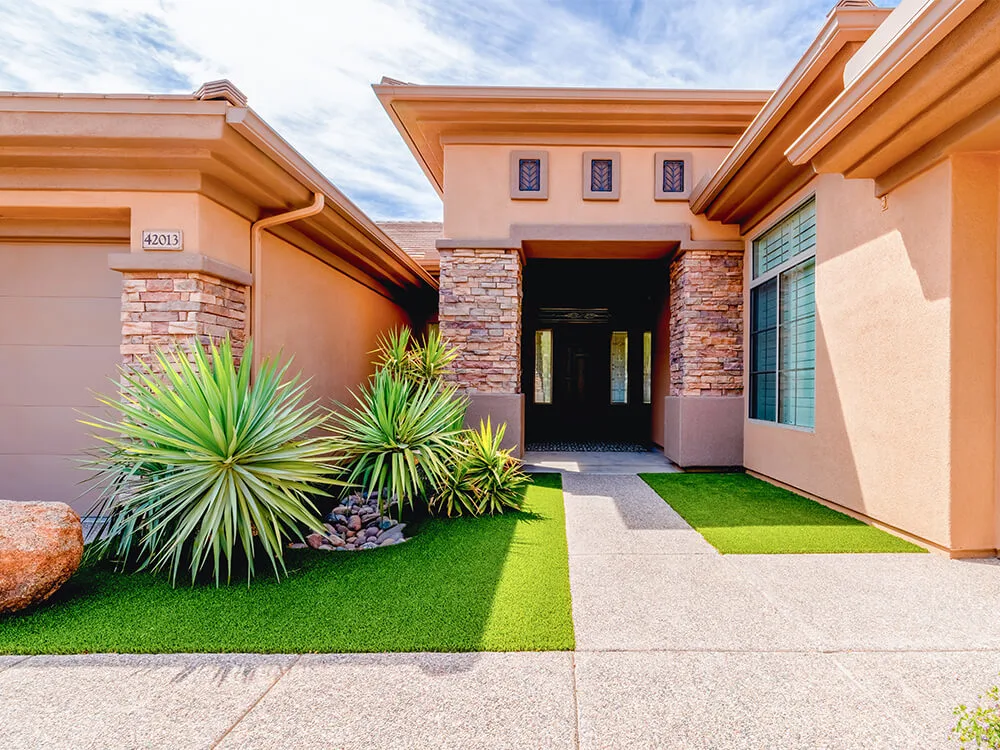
top-left (744, 160), bottom-right (998, 553)
top-left (442, 144), bottom-right (742, 240)
top-left (255, 233), bottom-right (411, 406)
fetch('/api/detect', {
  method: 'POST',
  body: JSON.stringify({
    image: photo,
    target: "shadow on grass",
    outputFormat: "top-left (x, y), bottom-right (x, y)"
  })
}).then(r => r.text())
top-left (0, 474), bottom-right (573, 655)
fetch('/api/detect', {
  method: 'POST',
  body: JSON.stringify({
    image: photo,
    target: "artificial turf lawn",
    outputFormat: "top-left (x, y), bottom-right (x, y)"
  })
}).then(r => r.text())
top-left (640, 472), bottom-right (926, 554)
top-left (0, 474), bottom-right (574, 655)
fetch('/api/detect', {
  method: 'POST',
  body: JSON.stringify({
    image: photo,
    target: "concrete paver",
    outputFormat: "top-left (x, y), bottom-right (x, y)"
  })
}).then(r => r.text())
top-left (0, 653), bottom-right (296, 750)
top-left (218, 652), bottom-right (576, 750)
top-left (729, 554), bottom-right (1000, 650)
top-left (575, 650), bottom-right (918, 750)
top-left (562, 473), bottom-right (716, 555)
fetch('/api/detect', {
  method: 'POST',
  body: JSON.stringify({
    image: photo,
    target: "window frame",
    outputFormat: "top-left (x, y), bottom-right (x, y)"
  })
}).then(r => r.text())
top-left (747, 195), bottom-right (817, 432)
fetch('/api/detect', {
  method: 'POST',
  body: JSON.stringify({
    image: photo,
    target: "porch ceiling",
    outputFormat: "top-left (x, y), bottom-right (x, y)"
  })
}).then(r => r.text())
top-left (522, 239), bottom-right (677, 260)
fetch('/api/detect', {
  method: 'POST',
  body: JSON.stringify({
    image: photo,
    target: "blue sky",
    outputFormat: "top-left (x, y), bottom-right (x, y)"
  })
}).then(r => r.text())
top-left (0, 0), bottom-right (894, 221)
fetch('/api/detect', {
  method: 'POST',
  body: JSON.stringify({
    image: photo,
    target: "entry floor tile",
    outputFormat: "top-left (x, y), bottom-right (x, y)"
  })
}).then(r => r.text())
top-left (569, 553), bottom-right (821, 651)
top-left (0, 653), bottom-right (296, 750)
top-left (574, 651), bottom-right (918, 750)
top-left (562, 473), bottom-right (716, 555)
top-left (728, 555), bottom-right (1000, 650)
top-left (523, 450), bottom-right (681, 475)
top-left (218, 652), bottom-right (577, 750)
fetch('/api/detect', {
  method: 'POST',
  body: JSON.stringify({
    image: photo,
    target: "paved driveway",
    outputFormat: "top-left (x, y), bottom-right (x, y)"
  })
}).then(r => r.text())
top-left (2, 471), bottom-right (999, 749)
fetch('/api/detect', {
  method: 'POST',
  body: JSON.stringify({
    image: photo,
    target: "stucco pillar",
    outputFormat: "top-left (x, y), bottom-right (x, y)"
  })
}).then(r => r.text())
top-left (664, 248), bottom-right (744, 467)
top-left (438, 247), bottom-right (524, 455)
top-left (109, 253), bottom-right (251, 371)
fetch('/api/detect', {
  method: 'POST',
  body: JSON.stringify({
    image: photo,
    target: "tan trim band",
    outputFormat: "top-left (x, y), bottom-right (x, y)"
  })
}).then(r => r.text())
top-left (108, 252), bottom-right (253, 286)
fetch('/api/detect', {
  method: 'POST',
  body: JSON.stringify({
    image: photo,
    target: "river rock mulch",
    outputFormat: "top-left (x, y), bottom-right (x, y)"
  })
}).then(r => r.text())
top-left (289, 493), bottom-right (407, 552)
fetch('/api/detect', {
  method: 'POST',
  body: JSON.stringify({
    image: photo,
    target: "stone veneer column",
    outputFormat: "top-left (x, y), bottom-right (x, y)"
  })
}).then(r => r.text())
top-left (438, 247), bottom-right (525, 455)
top-left (664, 248), bottom-right (744, 467)
top-left (110, 254), bottom-right (251, 371)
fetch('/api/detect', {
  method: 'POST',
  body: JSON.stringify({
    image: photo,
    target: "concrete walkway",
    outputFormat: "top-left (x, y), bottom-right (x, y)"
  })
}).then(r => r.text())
top-left (2, 471), bottom-right (1000, 748)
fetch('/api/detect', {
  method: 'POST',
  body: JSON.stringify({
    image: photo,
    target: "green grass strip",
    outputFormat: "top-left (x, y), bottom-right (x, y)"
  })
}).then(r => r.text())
top-left (0, 475), bottom-right (574, 655)
top-left (640, 472), bottom-right (926, 554)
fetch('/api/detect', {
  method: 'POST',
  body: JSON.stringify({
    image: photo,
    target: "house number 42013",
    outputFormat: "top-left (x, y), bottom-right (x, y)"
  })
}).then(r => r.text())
top-left (141, 229), bottom-right (183, 250)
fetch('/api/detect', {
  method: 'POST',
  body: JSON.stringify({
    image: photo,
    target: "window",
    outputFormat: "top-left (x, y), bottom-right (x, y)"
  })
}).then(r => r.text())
top-left (534, 329), bottom-right (553, 404)
top-left (510, 150), bottom-right (548, 200)
top-left (750, 198), bottom-right (816, 428)
top-left (643, 331), bottom-right (652, 404)
top-left (519, 159), bottom-right (541, 191)
top-left (610, 331), bottom-right (628, 404)
top-left (590, 159), bottom-right (613, 192)
top-left (654, 152), bottom-right (692, 200)
top-left (583, 151), bottom-right (620, 200)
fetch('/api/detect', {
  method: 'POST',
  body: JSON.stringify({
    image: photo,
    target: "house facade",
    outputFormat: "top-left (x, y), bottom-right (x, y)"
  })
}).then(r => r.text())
top-left (1, 0), bottom-right (998, 558)
top-left (376, 0), bottom-right (1000, 557)
top-left (0, 82), bottom-right (436, 514)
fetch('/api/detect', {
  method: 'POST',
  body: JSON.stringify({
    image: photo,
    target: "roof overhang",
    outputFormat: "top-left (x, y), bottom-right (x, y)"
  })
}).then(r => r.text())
top-left (786, 0), bottom-right (998, 196)
top-left (0, 89), bottom-right (436, 291)
top-left (373, 81), bottom-right (772, 197)
top-left (689, 1), bottom-right (892, 231)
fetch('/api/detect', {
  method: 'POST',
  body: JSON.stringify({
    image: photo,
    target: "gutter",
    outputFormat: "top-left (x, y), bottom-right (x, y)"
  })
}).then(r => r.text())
top-left (225, 106), bottom-right (438, 289)
top-left (786, 0), bottom-right (985, 166)
top-left (249, 192), bottom-right (325, 368)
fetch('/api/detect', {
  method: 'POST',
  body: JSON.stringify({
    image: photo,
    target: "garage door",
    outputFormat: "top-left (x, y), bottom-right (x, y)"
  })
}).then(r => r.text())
top-left (0, 242), bottom-right (122, 514)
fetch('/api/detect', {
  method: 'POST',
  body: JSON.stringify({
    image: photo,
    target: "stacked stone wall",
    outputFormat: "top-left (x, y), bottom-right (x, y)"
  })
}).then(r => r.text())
top-left (120, 271), bottom-right (247, 369)
top-left (669, 249), bottom-right (743, 397)
top-left (438, 248), bottom-right (522, 393)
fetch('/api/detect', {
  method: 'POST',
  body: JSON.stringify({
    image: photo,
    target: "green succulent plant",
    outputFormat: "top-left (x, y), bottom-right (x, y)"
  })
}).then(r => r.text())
top-left (83, 337), bottom-right (339, 586)
top-left (328, 368), bottom-right (468, 516)
top-left (460, 418), bottom-right (529, 515)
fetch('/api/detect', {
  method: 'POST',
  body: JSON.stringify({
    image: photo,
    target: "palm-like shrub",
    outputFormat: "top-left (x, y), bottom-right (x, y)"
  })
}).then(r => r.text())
top-left (328, 368), bottom-right (467, 516)
top-left (411, 328), bottom-right (458, 384)
top-left (373, 327), bottom-right (457, 385)
top-left (83, 337), bottom-right (338, 586)
top-left (453, 418), bottom-right (529, 515)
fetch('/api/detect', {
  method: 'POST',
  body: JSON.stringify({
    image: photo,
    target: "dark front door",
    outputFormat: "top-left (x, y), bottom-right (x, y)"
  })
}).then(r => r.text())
top-left (552, 323), bottom-right (611, 440)
top-left (521, 259), bottom-right (666, 445)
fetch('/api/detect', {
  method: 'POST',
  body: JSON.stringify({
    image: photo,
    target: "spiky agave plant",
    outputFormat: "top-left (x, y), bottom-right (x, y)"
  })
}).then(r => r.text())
top-left (328, 368), bottom-right (467, 517)
top-left (461, 418), bottom-right (530, 514)
top-left (410, 328), bottom-right (458, 385)
top-left (83, 337), bottom-right (339, 586)
top-left (373, 327), bottom-right (414, 381)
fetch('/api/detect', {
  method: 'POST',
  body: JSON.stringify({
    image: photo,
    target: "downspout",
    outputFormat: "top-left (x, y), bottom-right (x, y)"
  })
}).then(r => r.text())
top-left (249, 192), bottom-right (325, 370)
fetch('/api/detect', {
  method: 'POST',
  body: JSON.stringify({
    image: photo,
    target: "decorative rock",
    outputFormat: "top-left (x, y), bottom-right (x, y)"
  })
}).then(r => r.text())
top-left (361, 542), bottom-right (377, 550)
top-left (347, 515), bottom-right (362, 532)
top-left (287, 542), bottom-right (308, 550)
top-left (0, 500), bottom-right (84, 615)
top-left (327, 536), bottom-right (345, 547)
top-left (306, 533), bottom-right (326, 550)
top-left (379, 519), bottom-right (395, 530)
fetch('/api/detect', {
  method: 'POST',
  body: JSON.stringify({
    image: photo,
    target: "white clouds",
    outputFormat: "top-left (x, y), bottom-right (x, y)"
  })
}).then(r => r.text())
top-left (0, 0), bottom-right (883, 219)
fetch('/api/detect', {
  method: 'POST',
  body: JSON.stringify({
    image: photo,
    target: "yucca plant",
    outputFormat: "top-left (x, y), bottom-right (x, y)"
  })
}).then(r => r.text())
top-left (374, 327), bottom-right (414, 381)
top-left (432, 460), bottom-right (481, 518)
top-left (328, 368), bottom-right (467, 516)
top-left (462, 418), bottom-right (529, 515)
top-left (411, 328), bottom-right (458, 385)
top-left (82, 337), bottom-right (339, 586)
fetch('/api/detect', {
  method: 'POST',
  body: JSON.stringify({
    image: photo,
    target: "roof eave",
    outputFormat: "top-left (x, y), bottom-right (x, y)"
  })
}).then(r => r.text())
top-left (689, 3), bottom-right (893, 216)
top-left (786, 0), bottom-right (986, 167)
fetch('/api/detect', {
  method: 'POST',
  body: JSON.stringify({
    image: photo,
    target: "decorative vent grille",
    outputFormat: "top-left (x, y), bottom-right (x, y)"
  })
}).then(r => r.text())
top-left (663, 159), bottom-right (685, 193)
top-left (538, 307), bottom-right (612, 324)
top-left (519, 159), bottom-right (541, 191)
top-left (591, 159), bottom-right (613, 192)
